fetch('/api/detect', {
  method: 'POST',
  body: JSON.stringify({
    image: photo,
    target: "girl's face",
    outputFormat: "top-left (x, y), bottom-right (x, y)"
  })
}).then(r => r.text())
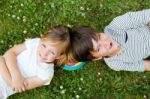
top-left (37, 40), bottom-right (62, 63)
top-left (91, 33), bottom-right (120, 59)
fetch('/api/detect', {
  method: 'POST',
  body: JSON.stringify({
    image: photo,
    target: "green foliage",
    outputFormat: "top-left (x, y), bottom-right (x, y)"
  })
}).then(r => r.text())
top-left (0, 0), bottom-right (150, 98)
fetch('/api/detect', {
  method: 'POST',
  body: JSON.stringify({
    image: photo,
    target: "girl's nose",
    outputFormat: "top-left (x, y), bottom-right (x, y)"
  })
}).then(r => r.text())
top-left (43, 50), bottom-right (49, 56)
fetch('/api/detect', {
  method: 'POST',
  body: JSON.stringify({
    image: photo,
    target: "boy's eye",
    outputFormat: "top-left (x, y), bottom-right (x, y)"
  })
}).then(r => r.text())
top-left (96, 46), bottom-right (100, 52)
top-left (98, 34), bottom-right (101, 41)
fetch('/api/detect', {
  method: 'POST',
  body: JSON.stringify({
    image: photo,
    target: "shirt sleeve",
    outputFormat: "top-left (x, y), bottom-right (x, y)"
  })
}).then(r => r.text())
top-left (24, 38), bottom-right (39, 49)
top-left (36, 63), bottom-right (54, 85)
top-left (106, 9), bottom-right (150, 33)
top-left (104, 59), bottom-right (145, 72)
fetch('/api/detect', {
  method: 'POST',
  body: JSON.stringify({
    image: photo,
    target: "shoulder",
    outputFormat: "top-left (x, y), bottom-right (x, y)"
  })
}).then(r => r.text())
top-left (104, 58), bottom-right (121, 71)
top-left (25, 38), bottom-right (40, 45)
top-left (25, 38), bottom-right (40, 49)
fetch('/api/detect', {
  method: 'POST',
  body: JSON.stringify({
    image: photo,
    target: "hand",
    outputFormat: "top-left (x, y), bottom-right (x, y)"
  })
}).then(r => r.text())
top-left (11, 74), bottom-right (28, 93)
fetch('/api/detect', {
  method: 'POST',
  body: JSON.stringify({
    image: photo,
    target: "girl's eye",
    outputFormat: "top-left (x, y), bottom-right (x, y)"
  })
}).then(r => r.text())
top-left (42, 44), bottom-right (46, 48)
top-left (50, 51), bottom-right (55, 55)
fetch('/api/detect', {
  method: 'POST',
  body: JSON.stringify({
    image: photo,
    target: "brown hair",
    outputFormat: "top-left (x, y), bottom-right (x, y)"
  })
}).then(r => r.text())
top-left (69, 26), bottom-right (97, 62)
top-left (41, 26), bottom-right (73, 66)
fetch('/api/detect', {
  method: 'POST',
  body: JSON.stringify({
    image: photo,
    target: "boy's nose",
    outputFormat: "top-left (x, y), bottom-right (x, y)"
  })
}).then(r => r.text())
top-left (100, 41), bottom-right (109, 48)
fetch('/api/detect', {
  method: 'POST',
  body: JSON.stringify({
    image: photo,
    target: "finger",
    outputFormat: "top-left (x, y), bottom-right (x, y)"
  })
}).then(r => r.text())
top-left (14, 87), bottom-right (19, 93)
top-left (21, 86), bottom-right (26, 92)
top-left (18, 87), bottom-right (23, 93)
top-left (12, 87), bottom-right (15, 92)
top-left (24, 81), bottom-right (28, 88)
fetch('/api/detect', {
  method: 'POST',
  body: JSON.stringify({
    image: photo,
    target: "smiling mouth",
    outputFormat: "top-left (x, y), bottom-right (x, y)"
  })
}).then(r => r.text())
top-left (39, 53), bottom-right (45, 60)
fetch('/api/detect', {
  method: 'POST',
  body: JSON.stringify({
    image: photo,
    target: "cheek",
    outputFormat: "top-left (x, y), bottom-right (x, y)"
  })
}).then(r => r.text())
top-left (99, 48), bottom-right (109, 56)
top-left (46, 55), bottom-right (56, 62)
top-left (38, 45), bottom-right (43, 52)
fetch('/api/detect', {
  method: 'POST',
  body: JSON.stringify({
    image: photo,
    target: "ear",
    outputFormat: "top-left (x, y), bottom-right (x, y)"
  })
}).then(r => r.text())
top-left (90, 51), bottom-right (102, 61)
top-left (55, 55), bottom-right (63, 59)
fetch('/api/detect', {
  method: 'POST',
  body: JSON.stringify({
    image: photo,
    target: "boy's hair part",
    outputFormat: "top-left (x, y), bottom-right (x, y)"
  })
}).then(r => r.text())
top-left (70, 26), bottom-right (97, 62)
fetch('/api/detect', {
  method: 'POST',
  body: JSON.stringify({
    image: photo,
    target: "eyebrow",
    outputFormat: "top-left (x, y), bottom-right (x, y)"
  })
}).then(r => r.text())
top-left (97, 34), bottom-right (101, 41)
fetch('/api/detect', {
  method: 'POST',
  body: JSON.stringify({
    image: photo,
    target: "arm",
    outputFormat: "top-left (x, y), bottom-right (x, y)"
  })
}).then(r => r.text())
top-left (0, 56), bottom-right (50, 91)
top-left (0, 56), bottom-right (12, 86)
top-left (3, 44), bottom-right (26, 77)
top-left (3, 44), bottom-right (28, 92)
top-left (104, 59), bottom-right (145, 72)
top-left (107, 9), bottom-right (150, 31)
top-left (25, 76), bottom-right (51, 90)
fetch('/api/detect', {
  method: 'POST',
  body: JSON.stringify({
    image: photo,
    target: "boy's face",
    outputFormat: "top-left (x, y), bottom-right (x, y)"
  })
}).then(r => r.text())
top-left (37, 40), bottom-right (62, 63)
top-left (90, 33), bottom-right (120, 60)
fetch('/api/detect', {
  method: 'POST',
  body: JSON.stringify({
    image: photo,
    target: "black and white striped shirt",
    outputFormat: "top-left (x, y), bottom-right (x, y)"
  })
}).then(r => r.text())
top-left (104, 9), bottom-right (150, 72)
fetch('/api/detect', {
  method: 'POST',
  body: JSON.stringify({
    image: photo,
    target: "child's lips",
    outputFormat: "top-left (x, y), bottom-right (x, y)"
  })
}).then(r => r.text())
top-left (39, 53), bottom-right (46, 61)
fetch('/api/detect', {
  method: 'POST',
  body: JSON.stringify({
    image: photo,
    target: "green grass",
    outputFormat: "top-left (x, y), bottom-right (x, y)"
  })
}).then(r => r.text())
top-left (1, 0), bottom-right (150, 98)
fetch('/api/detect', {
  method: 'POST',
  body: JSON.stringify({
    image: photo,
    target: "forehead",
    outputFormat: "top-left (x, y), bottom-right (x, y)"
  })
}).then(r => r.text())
top-left (41, 39), bottom-right (64, 51)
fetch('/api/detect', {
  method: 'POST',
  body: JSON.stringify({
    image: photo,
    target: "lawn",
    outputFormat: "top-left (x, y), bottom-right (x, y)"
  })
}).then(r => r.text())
top-left (1, 0), bottom-right (150, 99)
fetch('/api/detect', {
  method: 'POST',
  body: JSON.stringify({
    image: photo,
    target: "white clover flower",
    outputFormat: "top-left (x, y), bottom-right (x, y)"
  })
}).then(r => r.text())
top-left (100, 4), bottom-right (103, 8)
top-left (23, 18), bottom-right (26, 22)
top-left (22, 16), bottom-right (27, 22)
top-left (99, 78), bottom-right (102, 81)
top-left (81, 13), bottom-right (85, 17)
top-left (71, 1), bottom-right (74, 4)
top-left (17, 16), bottom-right (20, 20)
top-left (76, 95), bottom-right (80, 99)
top-left (144, 95), bottom-right (147, 99)
top-left (9, 45), bottom-right (12, 48)
top-left (73, 91), bottom-right (76, 93)
top-left (23, 30), bottom-right (27, 34)
top-left (67, 24), bottom-right (71, 27)
top-left (35, 23), bottom-right (38, 26)
top-left (86, 7), bottom-right (90, 10)
top-left (79, 87), bottom-right (82, 90)
top-left (98, 72), bottom-right (101, 75)
top-left (23, 16), bottom-right (26, 19)
top-left (60, 89), bottom-right (66, 94)
top-left (143, 76), bottom-right (146, 78)
top-left (80, 78), bottom-right (83, 81)
top-left (12, 15), bottom-right (16, 18)
top-left (44, 3), bottom-right (46, 6)
top-left (0, 40), bottom-right (4, 43)
top-left (80, 6), bottom-right (84, 10)
top-left (18, 9), bottom-right (21, 13)
top-left (60, 85), bottom-right (63, 89)
top-left (21, 3), bottom-right (24, 7)
top-left (7, 14), bottom-right (10, 16)
top-left (50, 3), bottom-right (55, 8)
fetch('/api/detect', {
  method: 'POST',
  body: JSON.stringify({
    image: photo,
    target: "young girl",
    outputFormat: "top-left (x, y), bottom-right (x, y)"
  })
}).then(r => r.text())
top-left (0, 26), bottom-right (71, 99)
top-left (70, 9), bottom-right (150, 72)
